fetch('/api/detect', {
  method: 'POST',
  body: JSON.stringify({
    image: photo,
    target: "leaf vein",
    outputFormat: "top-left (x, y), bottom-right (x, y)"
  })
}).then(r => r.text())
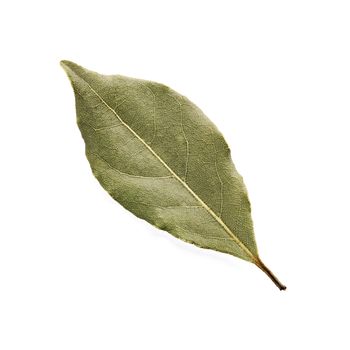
top-left (167, 94), bottom-right (190, 181)
top-left (91, 152), bottom-right (173, 179)
top-left (214, 144), bottom-right (224, 218)
top-left (138, 82), bottom-right (157, 144)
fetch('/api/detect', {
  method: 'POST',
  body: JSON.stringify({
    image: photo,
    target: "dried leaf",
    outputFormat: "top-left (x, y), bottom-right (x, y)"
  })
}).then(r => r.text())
top-left (61, 60), bottom-right (286, 290)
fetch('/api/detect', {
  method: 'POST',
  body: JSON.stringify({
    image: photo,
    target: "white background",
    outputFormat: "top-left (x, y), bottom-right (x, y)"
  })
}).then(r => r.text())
top-left (1, 1), bottom-right (349, 349)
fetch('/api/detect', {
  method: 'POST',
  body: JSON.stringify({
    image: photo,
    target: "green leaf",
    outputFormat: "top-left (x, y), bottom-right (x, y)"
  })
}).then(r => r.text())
top-left (61, 60), bottom-right (286, 290)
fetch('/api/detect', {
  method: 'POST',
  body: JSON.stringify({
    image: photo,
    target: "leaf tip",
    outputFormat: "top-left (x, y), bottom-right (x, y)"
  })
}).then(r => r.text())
top-left (60, 60), bottom-right (85, 85)
top-left (60, 59), bottom-right (68, 68)
top-left (60, 60), bottom-right (76, 74)
top-left (60, 60), bottom-right (72, 79)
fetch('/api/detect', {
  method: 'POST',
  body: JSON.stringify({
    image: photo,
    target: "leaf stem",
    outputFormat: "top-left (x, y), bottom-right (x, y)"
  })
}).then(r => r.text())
top-left (255, 258), bottom-right (287, 291)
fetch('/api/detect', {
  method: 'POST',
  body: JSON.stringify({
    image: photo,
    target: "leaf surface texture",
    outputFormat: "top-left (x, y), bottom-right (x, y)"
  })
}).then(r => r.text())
top-left (61, 60), bottom-right (286, 289)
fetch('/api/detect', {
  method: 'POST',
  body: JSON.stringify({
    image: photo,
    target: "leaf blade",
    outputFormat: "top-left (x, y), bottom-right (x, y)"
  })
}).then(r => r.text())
top-left (61, 60), bottom-right (286, 289)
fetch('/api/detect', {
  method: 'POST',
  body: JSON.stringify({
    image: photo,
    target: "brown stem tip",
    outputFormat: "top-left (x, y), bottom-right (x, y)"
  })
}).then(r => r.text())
top-left (255, 258), bottom-right (287, 291)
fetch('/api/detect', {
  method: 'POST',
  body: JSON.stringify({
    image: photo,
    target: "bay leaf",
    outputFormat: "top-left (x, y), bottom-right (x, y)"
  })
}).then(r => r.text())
top-left (61, 60), bottom-right (286, 290)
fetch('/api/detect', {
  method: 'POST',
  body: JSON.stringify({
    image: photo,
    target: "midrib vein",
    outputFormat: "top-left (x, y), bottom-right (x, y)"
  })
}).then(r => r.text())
top-left (85, 81), bottom-right (257, 263)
